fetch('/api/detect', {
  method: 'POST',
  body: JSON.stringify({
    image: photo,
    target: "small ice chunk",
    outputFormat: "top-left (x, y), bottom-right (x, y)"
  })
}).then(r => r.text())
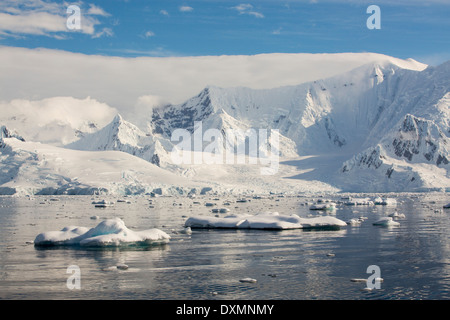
top-left (116, 264), bottom-right (129, 270)
top-left (172, 227), bottom-right (192, 235)
top-left (309, 203), bottom-right (336, 211)
top-left (102, 266), bottom-right (118, 271)
top-left (350, 278), bottom-right (367, 283)
top-left (388, 210), bottom-right (405, 219)
top-left (347, 218), bottom-right (361, 226)
top-left (373, 217), bottom-right (400, 227)
top-left (239, 278), bottom-right (257, 283)
top-left (374, 197), bottom-right (397, 206)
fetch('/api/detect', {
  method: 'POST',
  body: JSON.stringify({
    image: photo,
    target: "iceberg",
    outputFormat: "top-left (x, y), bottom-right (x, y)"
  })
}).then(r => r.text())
top-left (34, 218), bottom-right (170, 247)
top-left (184, 212), bottom-right (347, 230)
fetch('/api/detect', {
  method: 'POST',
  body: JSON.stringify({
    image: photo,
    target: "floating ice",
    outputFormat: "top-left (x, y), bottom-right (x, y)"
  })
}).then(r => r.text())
top-left (388, 210), bottom-right (406, 219)
top-left (184, 212), bottom-right (347, 230)
top-left (350, 278), bottom-right (367, 283)
top-left (92, 199), bottom-right (114, 208)
top-left (116, 264), bottom-right (129, 270)
top-left (444, 203), bottom-right (450, 209)
top-left (372, 217), bottom-right (400, 227)
top-left (347, 218), bottom-right (362, 226)
top-left (172, 226), bottom-right (192, 235)
top-left (309, 202), bottom-right (336, 211)
top-left (34, 218), bottom-right (170, 247)
top-left (373, 197), bottom-right (397, 206)
top-left (344, 198), bottom-right (374, 206)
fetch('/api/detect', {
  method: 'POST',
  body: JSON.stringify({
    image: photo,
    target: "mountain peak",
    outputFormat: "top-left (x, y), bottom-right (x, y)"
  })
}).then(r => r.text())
top-left (0, 125), bottom-right (25, 142)
top-left (113, 114), bottom-right (124, 125)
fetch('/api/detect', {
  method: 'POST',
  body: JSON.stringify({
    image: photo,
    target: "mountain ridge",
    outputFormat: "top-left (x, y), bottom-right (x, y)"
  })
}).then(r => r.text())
top-left (1, 55), bottom-right (448, 195)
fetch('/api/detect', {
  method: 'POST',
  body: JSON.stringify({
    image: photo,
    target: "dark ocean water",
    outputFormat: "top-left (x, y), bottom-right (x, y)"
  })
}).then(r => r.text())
top-left (0, 193), bottom-right (449, 300)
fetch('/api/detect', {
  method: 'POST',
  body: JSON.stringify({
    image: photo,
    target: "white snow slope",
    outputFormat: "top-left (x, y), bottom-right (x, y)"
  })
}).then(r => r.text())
top-left (1, 53), bottom-right (449, 195)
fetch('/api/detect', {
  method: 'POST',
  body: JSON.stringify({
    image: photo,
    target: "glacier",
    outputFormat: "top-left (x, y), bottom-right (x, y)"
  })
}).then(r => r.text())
top-left (0, 54), bottom-right (448, 195)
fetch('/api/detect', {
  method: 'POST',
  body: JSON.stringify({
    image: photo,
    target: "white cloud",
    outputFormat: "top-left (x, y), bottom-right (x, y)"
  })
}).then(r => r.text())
top-left (179, 6), bottom-right (194, 12)
top-left (0, 11), bottom-right (67, 36)
top-left (233, 4), bottom-right (253, 12)
top-left (92, 27), bottom-right (113, 39)
top-left (232, 3), bottom-right (264, 18)
top-left (0, 96), bottom-right (117, 145)
top-left (87, 4), bottom-right (110, 17)
top-left (129, 95), bottom-right (170, 129)
top-left (271, 27), bottom-right (282, 35)
top-left (0, 46), bottom-right (419, 120)
top-left (248, 11), bottom-right (264, 18)
top-left (144, 30), bottom-right (155, 38)
top-left (160, 9), bottom-right (169, 16)
top-left (0, 0), bottom-right (111, 39)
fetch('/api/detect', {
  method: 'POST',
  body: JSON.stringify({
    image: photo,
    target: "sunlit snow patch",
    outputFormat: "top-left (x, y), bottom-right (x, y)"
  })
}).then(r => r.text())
top-left (185, 212), bottom-right (347, 230)
top-left (34, 218), bottom-right (170, 247)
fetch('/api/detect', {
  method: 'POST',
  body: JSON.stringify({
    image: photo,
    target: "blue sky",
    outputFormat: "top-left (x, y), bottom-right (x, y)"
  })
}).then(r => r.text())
top-left (0, 0), bottom-right (449, 65)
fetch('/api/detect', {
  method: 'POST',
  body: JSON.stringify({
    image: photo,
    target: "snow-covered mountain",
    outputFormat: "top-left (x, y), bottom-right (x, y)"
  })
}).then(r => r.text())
top-left (66, 114), bottom-right (171, 167)
top-left (0, 128), bottom-right (211, 196)
top-left (150, 59), bottom-right (429, 154)
top-left (1, 54), bottom-right (449, 195)
top-left (338, 62), bottom-right (450, 192)
top-left (147, 59), bottom-right (448, 192)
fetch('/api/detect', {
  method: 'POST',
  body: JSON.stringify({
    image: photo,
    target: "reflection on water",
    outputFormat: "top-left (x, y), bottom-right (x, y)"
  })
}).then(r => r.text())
top-left (0, 193), bottom-right (449, 299)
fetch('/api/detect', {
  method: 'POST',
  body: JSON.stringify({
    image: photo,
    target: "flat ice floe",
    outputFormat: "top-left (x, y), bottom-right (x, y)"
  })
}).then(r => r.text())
top-left (184, 212), bottom-right (347, 230)
top-left (34, 218), bottom-right (170, 247)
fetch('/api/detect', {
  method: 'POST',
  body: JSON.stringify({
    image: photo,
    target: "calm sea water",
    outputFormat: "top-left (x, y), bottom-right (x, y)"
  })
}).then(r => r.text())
top-left (0, 193), bottom-right (449, 300)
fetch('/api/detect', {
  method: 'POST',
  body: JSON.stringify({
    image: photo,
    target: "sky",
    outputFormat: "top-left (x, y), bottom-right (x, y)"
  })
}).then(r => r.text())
top-left (0, 0), bottom-right (448, 126)
top-left (0, 0), bottom-right (449, 65)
